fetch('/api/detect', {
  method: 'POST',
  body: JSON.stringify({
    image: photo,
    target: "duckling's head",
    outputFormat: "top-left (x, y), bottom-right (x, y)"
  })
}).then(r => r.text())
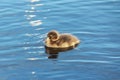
top-left (47, 30), bottom-right (59, 41)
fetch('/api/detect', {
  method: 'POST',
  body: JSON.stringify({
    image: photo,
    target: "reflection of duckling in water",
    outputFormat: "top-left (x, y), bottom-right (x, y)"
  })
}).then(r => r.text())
top-left (45, 30), bottom-right (80, 48)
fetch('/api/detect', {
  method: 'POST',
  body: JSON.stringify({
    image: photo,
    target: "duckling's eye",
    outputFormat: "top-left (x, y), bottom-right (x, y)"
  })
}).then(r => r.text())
top-left (52, 34), bottom-right (57, 38)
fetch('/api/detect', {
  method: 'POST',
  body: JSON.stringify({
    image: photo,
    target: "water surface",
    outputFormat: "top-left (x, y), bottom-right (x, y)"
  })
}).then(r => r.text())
top-left (0, 0), bottom-right (120, 80)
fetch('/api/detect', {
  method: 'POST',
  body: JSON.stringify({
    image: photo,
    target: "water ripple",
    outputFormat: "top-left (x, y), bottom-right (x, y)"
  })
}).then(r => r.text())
top-left (0, 0), bottom-right (120, 80)
top-left (27, 57), bottom-right (47, 61)
top-left (29, 20), bottom-right (42, 26)
top-left (25, 0), bottom-right (44, 27)
top-left (59, 60), bottom-right (111, 64)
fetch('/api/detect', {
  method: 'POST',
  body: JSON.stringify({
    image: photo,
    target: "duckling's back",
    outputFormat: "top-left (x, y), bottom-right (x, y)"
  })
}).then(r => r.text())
top-left (57, 34), bottom-right (80, 47)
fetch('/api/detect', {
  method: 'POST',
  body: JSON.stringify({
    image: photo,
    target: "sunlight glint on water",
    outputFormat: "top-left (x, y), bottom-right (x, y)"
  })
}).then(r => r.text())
top-left (0, 0), bottom-right (120, 80)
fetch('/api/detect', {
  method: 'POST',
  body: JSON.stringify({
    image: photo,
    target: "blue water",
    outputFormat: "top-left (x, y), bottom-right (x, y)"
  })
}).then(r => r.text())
top-left (0, 0), bottom-right (120, 80)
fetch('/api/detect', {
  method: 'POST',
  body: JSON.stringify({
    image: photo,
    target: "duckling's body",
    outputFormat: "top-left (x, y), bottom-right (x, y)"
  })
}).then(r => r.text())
top-left (45, 30), bottom-right (80, 48)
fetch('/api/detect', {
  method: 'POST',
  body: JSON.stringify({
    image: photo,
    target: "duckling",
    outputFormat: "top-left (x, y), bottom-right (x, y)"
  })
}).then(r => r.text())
top-left (45, 30), bottom-right (80, 48)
